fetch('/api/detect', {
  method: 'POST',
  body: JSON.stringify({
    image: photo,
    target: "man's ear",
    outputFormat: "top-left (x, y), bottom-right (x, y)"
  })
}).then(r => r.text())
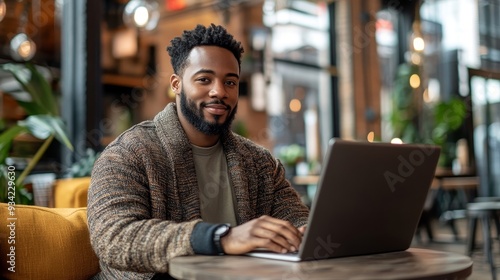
top-left (170, 74), bottom-right (181, 95)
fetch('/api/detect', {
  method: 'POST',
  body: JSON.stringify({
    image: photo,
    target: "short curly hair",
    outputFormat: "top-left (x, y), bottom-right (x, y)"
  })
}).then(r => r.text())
top-left (167, 24), bottom-right (244, 75)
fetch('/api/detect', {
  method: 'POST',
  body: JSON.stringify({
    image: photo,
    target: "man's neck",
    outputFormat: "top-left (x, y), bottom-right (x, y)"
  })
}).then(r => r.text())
top-left (189, 132), bottom-right (220, 147)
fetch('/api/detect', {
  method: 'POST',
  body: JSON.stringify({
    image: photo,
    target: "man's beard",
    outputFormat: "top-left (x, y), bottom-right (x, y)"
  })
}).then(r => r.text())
top-left (179, 89), bottom-right (237, 135)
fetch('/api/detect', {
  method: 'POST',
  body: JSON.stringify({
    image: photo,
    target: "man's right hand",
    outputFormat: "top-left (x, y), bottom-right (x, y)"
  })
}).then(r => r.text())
top-left (220, 215), bottom-right (303, 255)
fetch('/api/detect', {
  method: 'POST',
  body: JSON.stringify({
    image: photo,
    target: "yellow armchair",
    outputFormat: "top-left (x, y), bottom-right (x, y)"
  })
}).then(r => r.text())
top-left (53, 177), bottom-right (91, 208)
top-left (0, 203), bottom-right (100, 280)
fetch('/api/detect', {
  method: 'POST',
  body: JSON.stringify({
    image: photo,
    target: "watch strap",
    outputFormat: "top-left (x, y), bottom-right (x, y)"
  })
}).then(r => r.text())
top-left (213, 223), bottom-right (231, 255)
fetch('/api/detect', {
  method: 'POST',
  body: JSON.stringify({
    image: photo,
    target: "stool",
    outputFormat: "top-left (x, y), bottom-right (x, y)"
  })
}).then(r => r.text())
top-left (466, 201), bottom-right (500, 280)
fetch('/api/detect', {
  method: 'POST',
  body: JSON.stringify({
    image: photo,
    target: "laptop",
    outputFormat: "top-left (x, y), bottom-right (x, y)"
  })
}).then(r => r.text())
top-left (247, 138), bottom-right (440, 261)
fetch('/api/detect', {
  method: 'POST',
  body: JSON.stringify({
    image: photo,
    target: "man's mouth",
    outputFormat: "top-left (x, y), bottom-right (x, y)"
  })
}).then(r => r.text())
top-left (203, 103), bottom-right (230, 115)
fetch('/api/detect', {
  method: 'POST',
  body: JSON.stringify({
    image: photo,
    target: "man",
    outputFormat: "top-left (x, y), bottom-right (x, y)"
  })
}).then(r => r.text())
top-left (87, 24), bottom-right (309, 279)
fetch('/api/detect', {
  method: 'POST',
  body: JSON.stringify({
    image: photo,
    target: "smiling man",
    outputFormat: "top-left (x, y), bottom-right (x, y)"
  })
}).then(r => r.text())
top-left (174, 45), bottom-right (239, 145)
top-left (87, 24), bottom-right (309, 279)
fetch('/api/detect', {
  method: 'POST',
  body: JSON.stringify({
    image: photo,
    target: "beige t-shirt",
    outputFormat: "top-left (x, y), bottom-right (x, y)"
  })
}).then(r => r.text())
top-left (192, 141), bottom-right (238, 226)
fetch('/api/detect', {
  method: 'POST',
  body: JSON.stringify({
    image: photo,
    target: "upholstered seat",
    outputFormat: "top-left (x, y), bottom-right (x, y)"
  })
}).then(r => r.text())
top-left (53, 177), bottom-right (91, 208)
top-left (0, 203), bottom-right (100, 280)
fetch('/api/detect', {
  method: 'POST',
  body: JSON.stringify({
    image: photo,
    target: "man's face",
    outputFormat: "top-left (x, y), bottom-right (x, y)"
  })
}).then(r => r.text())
top-left (179, 87), bottom-right (237, 135)
top-left (173, 46), bottom-right (239, 135)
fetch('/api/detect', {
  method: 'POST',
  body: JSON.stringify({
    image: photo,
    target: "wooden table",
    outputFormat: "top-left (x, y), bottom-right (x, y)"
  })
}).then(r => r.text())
top-left (169, 248), bottom-right (473, 280)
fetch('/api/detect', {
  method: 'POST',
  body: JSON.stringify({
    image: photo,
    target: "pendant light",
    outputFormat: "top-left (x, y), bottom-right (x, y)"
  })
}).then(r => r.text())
top-left (10, 33), bottom-right (36, 61)
top-left (10, 0), bottom-right (36, 61)
top-left (123, 0), bottom-right (160, 31)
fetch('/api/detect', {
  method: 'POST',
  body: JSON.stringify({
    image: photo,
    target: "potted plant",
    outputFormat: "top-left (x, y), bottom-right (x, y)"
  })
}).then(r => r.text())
top-left (389, 63), bottom-right (468, 167)
top-left (0, 63), bottom-right (73, 204)
top-left (278, 144), bottom-right (306, 180)
top-left (66, 147), bottom-right (100, 178)
top-left (430, 97), bottom-right (467, 167)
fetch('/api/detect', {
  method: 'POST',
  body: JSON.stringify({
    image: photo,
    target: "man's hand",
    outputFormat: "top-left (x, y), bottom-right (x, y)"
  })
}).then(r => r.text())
top-left (220, 215), bottom-right (303, 255)
top-left (298, 225), bottom-right (307, 234)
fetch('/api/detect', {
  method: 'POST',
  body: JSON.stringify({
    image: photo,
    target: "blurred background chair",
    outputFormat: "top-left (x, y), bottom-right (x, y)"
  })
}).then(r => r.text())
top-left (466, 200), bottom-right (500, 280)
top-left (53, 177), bottom-right (91, 208)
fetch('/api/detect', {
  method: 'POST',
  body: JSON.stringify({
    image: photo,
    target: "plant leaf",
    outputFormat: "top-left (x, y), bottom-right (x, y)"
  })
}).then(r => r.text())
top-left (49, 117), bottom-right (74, 151)
top-left (0, 63), bottom-right (58, 115)
top-left (18, 115), bottom-right (52, 139)
top-left (18, 115), bottom-right (74, 151)
top-left (434, 98), bottom-right (467, 132)
top-left (0, 125), bottom-right (29, 164)
top-left (25, 63), bottom-right (59, 115)
top-left (0, 64), bottom-right (44, 111)
top-left (15, 99), bottom-right (46, 115)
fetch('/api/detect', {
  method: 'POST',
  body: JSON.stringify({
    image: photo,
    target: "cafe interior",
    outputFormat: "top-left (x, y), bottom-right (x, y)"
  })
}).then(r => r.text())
top-left (0, 0), bottom-right (500, 279)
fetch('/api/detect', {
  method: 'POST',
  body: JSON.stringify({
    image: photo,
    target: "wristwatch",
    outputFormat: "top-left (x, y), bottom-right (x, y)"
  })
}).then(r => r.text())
top-left (213, 223), bottom-right (231, 255)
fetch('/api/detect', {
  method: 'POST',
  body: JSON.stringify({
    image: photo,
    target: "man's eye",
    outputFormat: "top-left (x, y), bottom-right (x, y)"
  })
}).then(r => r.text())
top-left (226, 81), bottom-right (237, 86)
top-left (197, 78), bottom-right (210, 83)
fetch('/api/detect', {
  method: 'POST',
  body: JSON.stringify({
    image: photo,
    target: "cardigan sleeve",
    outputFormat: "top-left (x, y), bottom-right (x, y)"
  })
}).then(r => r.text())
top-left (87, 141), bottom-right (200, 273)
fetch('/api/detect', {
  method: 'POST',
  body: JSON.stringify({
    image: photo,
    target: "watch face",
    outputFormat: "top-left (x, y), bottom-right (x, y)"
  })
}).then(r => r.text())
top-left (215, 225), bottom-right (230, 236)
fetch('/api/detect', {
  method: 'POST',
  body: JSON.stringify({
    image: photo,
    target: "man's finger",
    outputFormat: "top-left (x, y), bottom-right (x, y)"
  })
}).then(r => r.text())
top-left (251, 227), bottom-right (297, 252)
top-left (255, 216), bottom-right (302, 249)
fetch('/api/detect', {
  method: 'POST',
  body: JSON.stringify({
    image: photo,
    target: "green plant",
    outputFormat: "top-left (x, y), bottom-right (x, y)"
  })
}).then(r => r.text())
top-left (67, 148), bottom-right (100, 178)
top-left (431, 97), bottom-right (467, 167)
top-left (389, 62), bottom-right (467, 167)
top-left (232, 120), bottom-right (249, 138)
top-left (278, 144), bottom-right (305, 167)
top-left (389, 63), bottom-right (422, 143)
top-left (431, 98), bottom-right (467, 146)
top-left (0, 63), bottom-right (73, 204)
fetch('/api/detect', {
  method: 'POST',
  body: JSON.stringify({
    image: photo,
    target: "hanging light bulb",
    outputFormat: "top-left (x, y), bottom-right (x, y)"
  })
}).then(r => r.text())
top-left (10, 33), bottom-right (37, 61)
top-left (133, 6), bottom-right (149, 27)
top-left (9, 0), bottom-right (37, 61)
top-left (410, 7), bottom-right (425, 54)
top-left (412, 35), bottom-right (425, 52)
top-left (0, 0), bottom-right (6, 22)
top-left (123, 0), bottom-right (160, 31)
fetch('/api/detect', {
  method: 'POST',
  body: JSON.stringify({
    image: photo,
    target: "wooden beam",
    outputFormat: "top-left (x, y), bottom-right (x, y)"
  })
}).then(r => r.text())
top-left (350, 0), bottom-right (382, 140)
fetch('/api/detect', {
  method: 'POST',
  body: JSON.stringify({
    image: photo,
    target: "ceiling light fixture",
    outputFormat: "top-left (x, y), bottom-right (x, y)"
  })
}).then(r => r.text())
top-left (9, 0), bottom-right (36, 61)
top-left (123, 0), bottom-right (160, 31)
top-left (10, 32), bottom-right (36, 61)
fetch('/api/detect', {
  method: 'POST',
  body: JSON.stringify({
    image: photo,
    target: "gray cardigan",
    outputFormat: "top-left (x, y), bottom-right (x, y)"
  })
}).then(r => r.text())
top-left (87, 103), bottom-right (309, 279)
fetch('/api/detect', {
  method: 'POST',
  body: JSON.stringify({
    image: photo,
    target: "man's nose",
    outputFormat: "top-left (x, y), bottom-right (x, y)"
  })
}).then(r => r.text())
top-left (209, 81), bottom-right (227, 98)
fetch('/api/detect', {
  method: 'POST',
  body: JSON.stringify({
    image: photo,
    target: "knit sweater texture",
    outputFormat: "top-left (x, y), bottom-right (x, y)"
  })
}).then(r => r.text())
top-left (87, 103), bottom-right (310, 279)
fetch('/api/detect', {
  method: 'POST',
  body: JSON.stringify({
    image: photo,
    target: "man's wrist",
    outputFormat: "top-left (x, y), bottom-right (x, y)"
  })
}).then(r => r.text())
top-left (190, 222), bottom-right (222, 255)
